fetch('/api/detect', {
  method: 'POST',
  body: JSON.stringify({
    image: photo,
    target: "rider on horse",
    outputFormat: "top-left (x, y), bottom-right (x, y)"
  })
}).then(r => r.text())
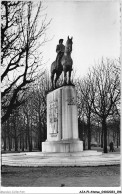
top-left (56, 39), bottom-right (65, 69)
top-left (51, 36), bottom-right (73, 89)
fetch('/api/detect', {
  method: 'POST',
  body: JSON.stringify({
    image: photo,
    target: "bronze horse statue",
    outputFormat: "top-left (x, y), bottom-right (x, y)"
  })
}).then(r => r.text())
top-left (51, 36), bottom-right (73, 88)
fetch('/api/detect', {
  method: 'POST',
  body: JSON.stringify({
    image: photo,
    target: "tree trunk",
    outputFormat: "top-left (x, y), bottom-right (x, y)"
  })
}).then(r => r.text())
top-left (14, 128), bottom-right (18, 151)
top-left (25, 131), bottom-right (28, 150)
top-left (27, 125), bottom-right (31, 151)
top-left (99, 130), bottom-right (101, 146)
top-left (8, 136), bottom-right (11, 151)
top-left (12, 138), bottom-right (14, 149)
top-left (14, 121), bottom-right (18, 151)
top-left (101, 127), bottom-right (103, 148)
top-left (117, 130), bottom-right (119, 148)
top-left (43, 123), bottom-right (47, 141)
top-left (27, 122), bottom-right (32, 152)
top-left (4, 129), bottom-right (6, 151)
top-left (22, 131), bottom-right (24, 151)
top-left (107, 129), bottom-right (109, 144)
top-left (102, 117), bottom-right (108, 153)
top-left (7, 120), bottom-right (11, 151)
top-left (20, 133), bottom-right (22, 150)
top-left (38, 128), bottom-right (42, 151)
top-left (119, 130), bottom-right (120, 146)
top-left (24, 117), bottom-right (28, 150)
top-left (83, 139), bottom-right (85, 150)
top-left (38, 117), bottom-right (42, 151)
top-left (15, 138), bottom-right (18, 151)
top-left (29, 136), bottom-right (32, 152)
top-left (30, 117), bottom-right (33, 152)
top-left (87, 113), bottom-right (91, 150)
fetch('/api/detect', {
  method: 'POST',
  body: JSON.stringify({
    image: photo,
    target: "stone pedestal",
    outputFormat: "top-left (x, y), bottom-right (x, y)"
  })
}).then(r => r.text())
top-left (42, 85), bottom-right (83, 153)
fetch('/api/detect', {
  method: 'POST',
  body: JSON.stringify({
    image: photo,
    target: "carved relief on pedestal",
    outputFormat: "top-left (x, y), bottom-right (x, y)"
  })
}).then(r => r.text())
top-left (49, 100), bottom-right (58, 136)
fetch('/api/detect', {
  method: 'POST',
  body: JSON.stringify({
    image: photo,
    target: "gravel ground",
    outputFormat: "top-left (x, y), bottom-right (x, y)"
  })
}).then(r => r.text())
top-left (1, 165), bottom-right (120, 187)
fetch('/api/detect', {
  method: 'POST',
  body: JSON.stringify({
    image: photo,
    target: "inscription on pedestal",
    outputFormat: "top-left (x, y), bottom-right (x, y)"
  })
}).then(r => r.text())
top-left (67, 97), bottom-right (76, 105)
top-left (49, 100), bottom-right (58, 135)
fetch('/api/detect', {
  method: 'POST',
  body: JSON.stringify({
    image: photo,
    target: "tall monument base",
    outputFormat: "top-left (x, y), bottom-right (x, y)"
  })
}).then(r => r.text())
top-left (42, 85), bottom-right (83, 153)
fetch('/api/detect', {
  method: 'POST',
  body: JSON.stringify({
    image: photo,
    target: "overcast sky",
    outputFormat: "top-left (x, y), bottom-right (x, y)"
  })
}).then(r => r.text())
top-left (42, 0), bottom-right (120, 78)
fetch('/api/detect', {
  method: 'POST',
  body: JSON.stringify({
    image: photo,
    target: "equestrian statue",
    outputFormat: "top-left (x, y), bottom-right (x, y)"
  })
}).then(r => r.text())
top-left (51, 36), bottom-right (73, 89)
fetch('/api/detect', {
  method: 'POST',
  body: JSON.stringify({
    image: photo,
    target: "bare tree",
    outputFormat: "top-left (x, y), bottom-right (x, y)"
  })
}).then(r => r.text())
top-left (91, 59), bottom-right (120, 153)
top-left (1, 1), bottom-right (51, 123)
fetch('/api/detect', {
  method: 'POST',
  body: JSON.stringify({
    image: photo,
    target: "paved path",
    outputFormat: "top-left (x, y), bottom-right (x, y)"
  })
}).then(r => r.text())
top-left (2, 151), bottom-right (120, 167)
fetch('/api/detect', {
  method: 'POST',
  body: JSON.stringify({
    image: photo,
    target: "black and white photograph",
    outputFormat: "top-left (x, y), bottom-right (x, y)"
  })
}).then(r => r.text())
top-left (1, 0), bottom-right (121, 193)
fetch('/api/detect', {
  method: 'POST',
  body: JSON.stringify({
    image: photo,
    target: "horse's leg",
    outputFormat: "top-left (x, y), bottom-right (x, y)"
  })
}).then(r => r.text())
top-left (68, 70), bottom-right (71, 84)
top-left (63, 69), bottom-right (67, 85)
top-left (55, 73), bottom-right (60, 88)
top-left (51, 72), bottom-right (54, 89)
top-left (55, 73), bottom-right (58, 88)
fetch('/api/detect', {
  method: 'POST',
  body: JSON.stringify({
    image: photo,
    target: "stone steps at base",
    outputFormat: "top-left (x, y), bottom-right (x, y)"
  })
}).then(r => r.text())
top-left (2, 160), bottom-right (120, 167)
top-left (25, 150), bottom-right (102, 157)
top-left (2, 157), bottom-right (120, 167)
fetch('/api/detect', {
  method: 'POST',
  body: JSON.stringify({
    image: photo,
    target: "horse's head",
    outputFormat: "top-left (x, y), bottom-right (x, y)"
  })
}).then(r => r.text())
top-left (65, 36), bottom-right (73, 54)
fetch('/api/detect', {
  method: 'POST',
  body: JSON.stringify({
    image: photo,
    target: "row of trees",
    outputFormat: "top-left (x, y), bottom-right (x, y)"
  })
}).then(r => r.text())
top-left (76, 58), bottom-right (120, 153)
top-left (2, 73), bottom-right (49, 152)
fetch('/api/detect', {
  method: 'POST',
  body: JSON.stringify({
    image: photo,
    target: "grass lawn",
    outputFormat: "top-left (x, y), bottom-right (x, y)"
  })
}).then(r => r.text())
top-left (1, 165), bottom-right (120, 187)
